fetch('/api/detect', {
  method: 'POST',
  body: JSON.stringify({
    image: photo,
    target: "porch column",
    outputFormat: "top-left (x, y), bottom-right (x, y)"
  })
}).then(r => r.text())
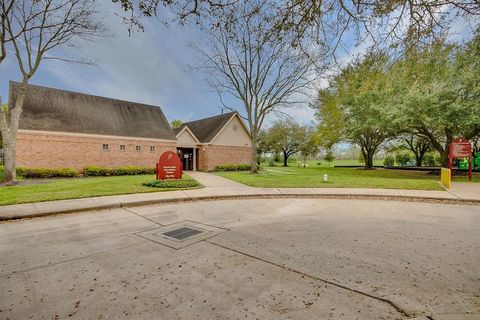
top-left (193, 148), bottom-right (197, 171)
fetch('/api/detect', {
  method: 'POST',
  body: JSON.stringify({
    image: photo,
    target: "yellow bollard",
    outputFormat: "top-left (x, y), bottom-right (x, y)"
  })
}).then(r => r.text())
top-left (440, 168), bottom-right (451, 189)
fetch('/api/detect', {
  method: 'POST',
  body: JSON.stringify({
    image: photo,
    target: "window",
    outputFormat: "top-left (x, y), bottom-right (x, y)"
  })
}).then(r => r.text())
top-left (150, 146), bottom-right (155, 152)
top-left (136, 145), bottom-right (141, 152)
top-left (102, 144), bottom-right (109, 150)
top-left (120, 145), bottom-right (126, 151)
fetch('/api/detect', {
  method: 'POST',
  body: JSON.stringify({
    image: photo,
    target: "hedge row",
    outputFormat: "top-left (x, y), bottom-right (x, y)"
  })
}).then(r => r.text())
top-left (214, 164), bottom-right (251, 171)
top-left (16, 167), bottom-right (79, 179)
top-left (12, 166), bottom-right (156, 178)
top-left (83, 166), bottom-right (155, 177)
top-left (143, 178), bottom-right (200, 189)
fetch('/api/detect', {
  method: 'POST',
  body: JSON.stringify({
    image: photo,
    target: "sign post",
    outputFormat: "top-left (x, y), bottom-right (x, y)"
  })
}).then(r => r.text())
top-left (156, 151), bottom-right (183, 180)
top-left (448, 138), bottom-right (472, 181)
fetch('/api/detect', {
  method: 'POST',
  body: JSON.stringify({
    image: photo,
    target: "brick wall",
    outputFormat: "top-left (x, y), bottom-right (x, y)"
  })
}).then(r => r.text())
top-left (198, 144), bottom-right (251, 171)
top-left (16, 130), bottom-right (177, 170)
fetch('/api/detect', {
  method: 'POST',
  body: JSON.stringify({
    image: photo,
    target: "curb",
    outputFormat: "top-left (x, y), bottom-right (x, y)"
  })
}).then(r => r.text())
top-left (2, 193), bottom-right (480, 222)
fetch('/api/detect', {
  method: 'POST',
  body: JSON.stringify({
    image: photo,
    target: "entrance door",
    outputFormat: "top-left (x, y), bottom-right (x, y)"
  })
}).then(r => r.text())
top-left (177, 148), bottom-right (194, 171)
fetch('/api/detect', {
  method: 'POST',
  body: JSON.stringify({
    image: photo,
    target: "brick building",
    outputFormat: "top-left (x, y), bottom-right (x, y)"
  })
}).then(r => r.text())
top-left (174, 112), bottom-right (252, 171)
top-left (9, 82), bottom-right (251, 171)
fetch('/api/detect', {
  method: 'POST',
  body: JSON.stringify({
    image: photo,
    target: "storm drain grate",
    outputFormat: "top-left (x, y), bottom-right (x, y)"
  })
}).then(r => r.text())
top-left (161, 227), bottom-right (203, 240)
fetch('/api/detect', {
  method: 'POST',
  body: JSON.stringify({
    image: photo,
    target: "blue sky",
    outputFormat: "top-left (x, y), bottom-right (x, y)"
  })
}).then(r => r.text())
top-left (0, 2), bottom-right (475, 127)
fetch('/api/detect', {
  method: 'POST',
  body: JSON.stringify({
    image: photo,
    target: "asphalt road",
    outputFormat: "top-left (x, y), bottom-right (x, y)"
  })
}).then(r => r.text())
top-left (0, 199), bottom-right (479, 319)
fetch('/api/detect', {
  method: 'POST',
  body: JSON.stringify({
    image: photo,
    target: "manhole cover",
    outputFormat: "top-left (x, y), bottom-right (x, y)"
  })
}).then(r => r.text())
top-left (136, 221), bottom-right (227, 249)
top-left (161, 227), bottom-right (203, 240)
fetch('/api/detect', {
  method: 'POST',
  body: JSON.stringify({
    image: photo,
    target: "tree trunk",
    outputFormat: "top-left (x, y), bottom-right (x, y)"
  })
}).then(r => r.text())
top-left (366, 152), bottom-right (374, 169)
top-left (3, 140), bottom-right (16, 183)
top-left (283, 151), bottom-right (288, 166)
top-left (0, 81), bottom-right (28, 183)
top-left (250, 132), bottom-right (258, 174)
top-left (415, 154), bottom-right (422, 167)
top-left (440, 149), bottom-right (449, 168)
top-left (362, 148), bottom-right (374, 169)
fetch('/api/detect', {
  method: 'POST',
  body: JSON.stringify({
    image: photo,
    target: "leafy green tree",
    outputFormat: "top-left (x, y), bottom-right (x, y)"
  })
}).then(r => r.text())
top-left (315, 52), bottom-right (396, 169)
top-left (263, 118), bottom-right (307, 167)
top-left (324, 149), bottom-right (335, 166)
top-left (299, 127), bottom-right (320, 167)
top-left (170, 119), bottom-right (183, 129)
top-left (391, 34), bottom-right (480, 167)
top-left (389, 134), bottom-right (432, 166)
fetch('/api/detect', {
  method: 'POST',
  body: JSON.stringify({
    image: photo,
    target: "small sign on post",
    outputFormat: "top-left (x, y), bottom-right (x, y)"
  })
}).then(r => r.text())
top-left (156, 151), bottom-right (183, 180)
top-left (449, 138), bottom-right (472, 182)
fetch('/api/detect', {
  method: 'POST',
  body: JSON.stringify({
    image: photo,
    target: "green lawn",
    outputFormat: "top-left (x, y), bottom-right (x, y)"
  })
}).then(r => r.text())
top-left (216, 166), bottom-right (479, 190)
top-left (0, 174), bottom-right (199, 206)
top-left (293, 159), bottom-right (384, 167)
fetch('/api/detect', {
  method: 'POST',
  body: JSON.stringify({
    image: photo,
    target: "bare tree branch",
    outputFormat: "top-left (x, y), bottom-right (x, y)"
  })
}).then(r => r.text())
top-left (191, 1), bottom-right (320, 173)
top-left (0, 0), bottom-right (105, 183)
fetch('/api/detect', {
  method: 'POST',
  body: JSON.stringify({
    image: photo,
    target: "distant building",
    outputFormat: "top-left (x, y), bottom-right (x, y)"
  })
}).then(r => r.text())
top-left (9, 82), bottom-right (251, 171)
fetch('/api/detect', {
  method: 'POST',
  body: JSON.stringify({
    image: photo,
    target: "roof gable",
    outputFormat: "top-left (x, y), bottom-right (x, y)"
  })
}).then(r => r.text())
top-left (175, 125), bottom-right (200, 146)
top-left (11, 81), bottom-right (176, 141)
top-left (210, 114), bottom-right (251, 146)
top-left (182, 112), bottom-right (236, 143)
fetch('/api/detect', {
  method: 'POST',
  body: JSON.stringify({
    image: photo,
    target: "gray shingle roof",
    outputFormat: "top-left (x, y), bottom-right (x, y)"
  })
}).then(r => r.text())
top-left (179, 112), bottom-right (236, 143)
top-left (10, 81), bottom-right (176, 141)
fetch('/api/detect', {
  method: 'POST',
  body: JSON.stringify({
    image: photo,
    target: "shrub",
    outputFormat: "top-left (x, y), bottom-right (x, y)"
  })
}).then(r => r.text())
top-left (423, 153), bottom-right (437, 167)
top-left (83, 166), bottom-right (155, 176)
top-left (383, 155), bottom-right (395, 167)
top-left (214, 164), bottom-right (251, 171)
top-left (143, 177), bottom-right (200, 188)
top-left (268, 161), bottom-right (276, 167)
top-left (16, 167), bottom-right (79, 179)
top-left (395, 152), bottom-right (412, 166)
top-left (83, 166), bottom-right (109, 176)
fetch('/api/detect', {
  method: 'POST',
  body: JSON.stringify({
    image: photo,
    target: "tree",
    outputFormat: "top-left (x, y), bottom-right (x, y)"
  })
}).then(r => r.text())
top-left (324, 149), bottom-right (335, 166)
top-left (0, 103), bottom-right (6, 149)
top-left (399, 134), bottom-right (431, 167)
top-left (113, 0), bottom-right (480, 51)
top-left (315, 52), bottom-right (396, 169)
top-left (170, 119), bottom-right (183, 129)
top-left (391, 34), bottom-right (480, 167)
top-left (0, 1), bottom-right (14, 64)
top-left (194, 2), bottom-right (317, 173)
top-left (0, 0), bottom-right (105, 183)
top-left (299, 127), bottom-right (320, 167)
top-left (262, 119), bottom-right (306, 167)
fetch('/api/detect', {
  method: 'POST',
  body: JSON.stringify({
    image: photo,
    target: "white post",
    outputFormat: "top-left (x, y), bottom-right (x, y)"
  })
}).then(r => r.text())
top-left (193, 148), bottom-right (197, 171)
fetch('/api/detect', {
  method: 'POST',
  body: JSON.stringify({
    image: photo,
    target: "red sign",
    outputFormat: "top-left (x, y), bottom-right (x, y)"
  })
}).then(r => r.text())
top-left (449, 138), bottom-right (472, 181)
top-left (156, 151), bottom-right (182, 180)
top-left (450, 139), bottom-right (472, 157)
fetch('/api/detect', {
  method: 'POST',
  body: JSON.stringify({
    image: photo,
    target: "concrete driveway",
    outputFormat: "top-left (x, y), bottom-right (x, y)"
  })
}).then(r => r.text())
top-left (0, 199), bottom-right (479, 319)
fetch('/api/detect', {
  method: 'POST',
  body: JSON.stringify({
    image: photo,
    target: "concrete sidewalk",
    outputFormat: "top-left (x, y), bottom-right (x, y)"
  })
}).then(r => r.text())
top-left (1, 172), bottom-right (479, 220)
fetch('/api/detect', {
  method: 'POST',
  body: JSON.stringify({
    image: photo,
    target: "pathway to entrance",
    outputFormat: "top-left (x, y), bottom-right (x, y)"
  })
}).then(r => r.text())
top-left (186, 171), bottom-right (252, 188)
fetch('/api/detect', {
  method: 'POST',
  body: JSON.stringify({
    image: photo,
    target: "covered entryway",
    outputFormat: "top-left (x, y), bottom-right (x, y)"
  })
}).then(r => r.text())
top-left (177, 147), bottom-right (198, 171)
